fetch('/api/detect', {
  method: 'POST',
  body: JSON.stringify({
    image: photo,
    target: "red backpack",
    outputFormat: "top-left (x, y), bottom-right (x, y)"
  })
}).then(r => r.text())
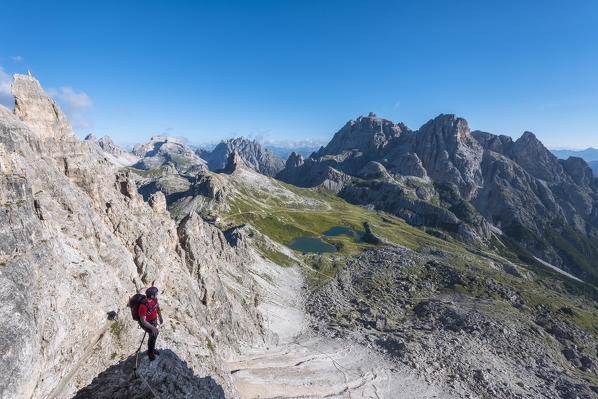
top-left (128, 293), bottom-right (157, 322)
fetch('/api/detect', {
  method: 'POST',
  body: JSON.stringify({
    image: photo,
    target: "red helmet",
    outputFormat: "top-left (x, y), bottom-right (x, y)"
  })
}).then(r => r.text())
top-left (146, 286), bottom-right (158, 298)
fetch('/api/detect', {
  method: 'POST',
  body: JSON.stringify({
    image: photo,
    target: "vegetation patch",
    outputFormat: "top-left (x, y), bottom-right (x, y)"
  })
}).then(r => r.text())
top-left (110, 321), bottom-right (125, 343)
top-left (257, 244), bottom-right (295, 267)
top-left (124, 166), bottom-right (166, 178)
top-left (206, 337), bottom-right (215, 354)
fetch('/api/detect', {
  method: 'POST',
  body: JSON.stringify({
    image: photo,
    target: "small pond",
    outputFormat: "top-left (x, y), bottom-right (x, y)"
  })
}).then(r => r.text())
top-left (323, 226), bottom-right (365, 242)
top-left (288, 237), bottom-right (336, 253)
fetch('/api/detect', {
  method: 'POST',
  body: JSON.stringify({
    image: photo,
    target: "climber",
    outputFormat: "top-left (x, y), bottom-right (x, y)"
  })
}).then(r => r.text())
top-left (138, 286), bottom-right (164, 361)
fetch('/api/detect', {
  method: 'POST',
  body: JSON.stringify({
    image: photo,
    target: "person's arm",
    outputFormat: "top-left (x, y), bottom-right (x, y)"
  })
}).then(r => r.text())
top-left (140, 315), bottom-right (159, 336)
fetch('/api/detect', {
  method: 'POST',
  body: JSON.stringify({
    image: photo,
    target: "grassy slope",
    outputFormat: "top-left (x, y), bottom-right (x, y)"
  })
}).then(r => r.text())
top-left (230, 171), bottom-right (598, 335)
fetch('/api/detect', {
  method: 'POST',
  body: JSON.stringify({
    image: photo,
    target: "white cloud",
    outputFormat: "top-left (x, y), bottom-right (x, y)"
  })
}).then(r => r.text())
top-left (0, 66), bottom-right (13, 108)
top-left (394, 100), bottom-right (401, 109)
top-left (47, 87), bottom-right (92, 108)
top-left (47, 86), bottom-right (93, 128)
top-left (10, 56), bottom-right (23, 62)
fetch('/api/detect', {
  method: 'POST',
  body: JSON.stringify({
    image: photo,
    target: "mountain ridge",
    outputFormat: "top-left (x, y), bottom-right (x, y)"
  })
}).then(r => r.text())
top-left (551, 147), bottom-right (598, 162)
top-left (277, 113), bottom-right (598, 285)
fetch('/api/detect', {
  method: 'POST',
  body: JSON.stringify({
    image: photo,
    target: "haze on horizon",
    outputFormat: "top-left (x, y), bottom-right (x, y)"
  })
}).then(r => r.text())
top-left (0, 1), bottom-right (597, 150)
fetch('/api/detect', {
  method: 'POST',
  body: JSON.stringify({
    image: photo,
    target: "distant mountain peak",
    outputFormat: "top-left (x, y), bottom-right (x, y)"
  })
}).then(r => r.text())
top-left (85, 133), bottom-right (139, 167)
top-left (132, 136), bottom-right (206, 172)
top-left (219, 149), bottom-right (246, 174)
top-left (198, 136), bottom-right (285, 177)
top-left (318, 113), bottom-right (409, 157)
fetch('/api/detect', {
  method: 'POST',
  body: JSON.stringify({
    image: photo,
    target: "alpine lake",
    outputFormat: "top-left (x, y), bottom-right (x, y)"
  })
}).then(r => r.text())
top-left (287, 226), bottom-right (365, 253)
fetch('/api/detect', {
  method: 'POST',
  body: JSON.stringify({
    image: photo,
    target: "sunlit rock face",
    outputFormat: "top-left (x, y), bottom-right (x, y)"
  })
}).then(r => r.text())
top-left (11, 73), bottom-right (76, 141)
top-left (0, 74), bottom-right (266, 399)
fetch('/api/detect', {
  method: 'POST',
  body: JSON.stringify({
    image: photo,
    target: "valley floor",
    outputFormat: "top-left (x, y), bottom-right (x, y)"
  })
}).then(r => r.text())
top-left (225, 260), bottom-right (453, 399)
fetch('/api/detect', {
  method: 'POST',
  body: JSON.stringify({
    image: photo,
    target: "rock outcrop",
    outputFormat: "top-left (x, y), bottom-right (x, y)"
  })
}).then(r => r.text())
top-left (73, 350), bottom-right (227, 398)
top-left (198, 137), bottom-right (285, 177)
top-left (11, 73), bottom-right (75, 141)
top-left (218, 150), bottom-right (246, 174)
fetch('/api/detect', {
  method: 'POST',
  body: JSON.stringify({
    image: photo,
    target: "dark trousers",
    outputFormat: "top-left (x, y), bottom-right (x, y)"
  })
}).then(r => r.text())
top-left (141, 319), bottom-right (158, 352)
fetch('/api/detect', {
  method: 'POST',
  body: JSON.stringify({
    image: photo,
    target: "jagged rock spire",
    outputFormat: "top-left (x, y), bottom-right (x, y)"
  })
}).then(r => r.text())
top-left (221, 149), bottom-right (246, 174)
top-left (11, 73), bottom-right (75, 141)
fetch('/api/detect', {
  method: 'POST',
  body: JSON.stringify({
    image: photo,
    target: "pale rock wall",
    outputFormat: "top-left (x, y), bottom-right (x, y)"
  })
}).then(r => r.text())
top-left (12, 74), bottom-right (75, 141)
top-left (0, 75), bottom-right (267, 398)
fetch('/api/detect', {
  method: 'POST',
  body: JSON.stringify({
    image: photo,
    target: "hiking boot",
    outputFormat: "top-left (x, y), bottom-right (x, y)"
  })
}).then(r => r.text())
top-left (148, 351), bottom-right (156, 361)
top-left (152, 349), bottom-right (160, 356)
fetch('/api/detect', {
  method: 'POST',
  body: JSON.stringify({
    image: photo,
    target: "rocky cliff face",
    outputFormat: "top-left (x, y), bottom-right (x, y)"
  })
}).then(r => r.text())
top-left (198, 137), bottom-right (285, 177)
top-left (277, 113), bottom-right (598, 283)
top-left (11, 73), bottom-right (76, 141)
top-left (0, 75), bottom-right (268, 398)
top-left (316, 112), bottom-right (408, 159)
top-left (408, 114), bottom-right (483, 200)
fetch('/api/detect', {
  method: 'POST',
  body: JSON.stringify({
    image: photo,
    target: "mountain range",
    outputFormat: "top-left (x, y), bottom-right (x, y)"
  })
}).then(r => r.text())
top-left (276, 112), bottom-right (598, 286)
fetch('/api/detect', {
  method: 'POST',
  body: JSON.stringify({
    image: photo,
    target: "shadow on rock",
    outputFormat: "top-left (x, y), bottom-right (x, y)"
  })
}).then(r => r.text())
top-left (73, 349), bottom-right (225, 399)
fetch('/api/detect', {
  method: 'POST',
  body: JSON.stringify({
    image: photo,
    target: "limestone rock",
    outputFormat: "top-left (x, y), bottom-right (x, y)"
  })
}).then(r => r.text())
top-left (317, 113), bottom-right (409, 158)
top-left (85, 134), bottom-right (139, 167)
top-left (11, 74), bottom-right (76, 141)
top-left (285, 151), bottom-right (304, 168)
top-left (508, 131), bottom-right (565, 182)
top-left (148, 191), bottom-right (167, 213)
top-left (411, 114), bottom-right (483, 200)
top-left (561, 156), bottom-right (595, 188)
top-left (0, 76), bottom-right (266, 399)
top-left (471, 130), bottom-right (514, 154)
top-left (199, 137), bottom-right (285, 177)
top-left (73, 350), bottom-right (228, 398)
top-left (132, 136), bottom-right (206, 173)
top-left (193, 174), bottom-right (228, 200)
top-left (358, 161), bottom-right (389, 179)
top-left (219, 150), bottom-right (246, 174)
top-left (386, 152), bottom-right (427, 178)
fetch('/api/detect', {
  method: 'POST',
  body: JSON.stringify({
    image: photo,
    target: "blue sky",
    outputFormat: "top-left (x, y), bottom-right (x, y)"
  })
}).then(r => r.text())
top-left (1, 1), bottom-right (597, 149)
